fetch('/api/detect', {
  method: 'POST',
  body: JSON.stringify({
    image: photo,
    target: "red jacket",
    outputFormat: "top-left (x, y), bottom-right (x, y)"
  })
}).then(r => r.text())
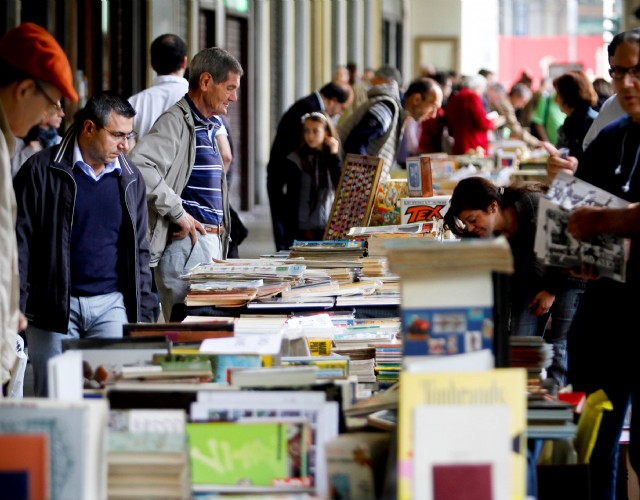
top-left (445, 88), bottom-right (495, 155)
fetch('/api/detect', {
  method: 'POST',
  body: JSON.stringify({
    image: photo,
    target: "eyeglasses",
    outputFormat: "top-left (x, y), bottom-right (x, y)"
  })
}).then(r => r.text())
top-left (33, 80), bottom-right (63, 114)
top-left (608, 65), bottom-right (640, 81)
top-left (101, 128), bottom-right (137, 142)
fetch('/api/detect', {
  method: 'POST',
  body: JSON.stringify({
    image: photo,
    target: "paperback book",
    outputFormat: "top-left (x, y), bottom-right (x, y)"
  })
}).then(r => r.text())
top-left (534, 172), bottom-right (629, 282)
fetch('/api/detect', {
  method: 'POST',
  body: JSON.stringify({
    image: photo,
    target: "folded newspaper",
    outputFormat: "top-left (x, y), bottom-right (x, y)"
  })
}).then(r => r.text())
top-left (534, 172), bottom-right (629, 282)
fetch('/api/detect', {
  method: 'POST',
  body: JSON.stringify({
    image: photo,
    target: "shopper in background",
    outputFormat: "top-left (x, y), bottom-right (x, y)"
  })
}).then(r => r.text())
top-left (445, 74), bottom-right (502, 155)
top-left (128, 33), bottom-right (188, 142)
top-left (552, 70), bottom-right (598, 165)
top-left (0, 22), bottom-right (78, 394)
top-left (531, 77), bottom-right (566, 144)
top-left (340, 73), bottom-right (443, 177)
top-left (592, 77), bottom-right (614, 111)
top-left (486, 81), bottom-right (539, 147)
top-left (11, 101), bottom-right (65, 177)
top-left (267, 82), bottom-right (349, 251)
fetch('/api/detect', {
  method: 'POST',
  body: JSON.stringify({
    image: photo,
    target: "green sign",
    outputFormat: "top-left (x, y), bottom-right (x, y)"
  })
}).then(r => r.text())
top-left (225, 0), bottom-right (248, 13)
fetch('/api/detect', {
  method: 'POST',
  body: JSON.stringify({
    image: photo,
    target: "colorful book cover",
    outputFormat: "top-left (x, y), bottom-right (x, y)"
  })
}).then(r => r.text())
top-left (186, 422), bottom-right (291, 486)
top-left (369, 179), bottom-right (409, 226)
top-left (402, 306), bottom-right (494, 356)
top-left (0, 433), bottom-right (49, 500)
top-left (0, 399), bottom-right (108, 500)
top-left (397, 369), bottom-right (527, 500)
top-left (400, 195), bottom-right (450, 224)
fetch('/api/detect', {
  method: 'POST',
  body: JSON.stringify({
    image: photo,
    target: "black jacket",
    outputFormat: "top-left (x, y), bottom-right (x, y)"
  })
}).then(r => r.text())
top-left (13, 125), bottom-right (154, 333)
top-left (266, 92), bottom-right (323, 193)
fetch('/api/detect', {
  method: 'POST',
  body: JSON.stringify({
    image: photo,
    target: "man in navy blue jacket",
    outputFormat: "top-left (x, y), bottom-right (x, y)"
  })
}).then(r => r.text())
top-left (546, 29), bottom-right (640, 499)
top-left (13, 92), bottom-right (154, 397)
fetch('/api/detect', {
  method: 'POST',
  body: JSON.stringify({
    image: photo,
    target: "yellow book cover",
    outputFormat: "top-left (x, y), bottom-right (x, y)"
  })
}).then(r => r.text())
top-left (308, 339), bottom-right (332, 356)
top-left (397, 368), bottom-right (527, 500)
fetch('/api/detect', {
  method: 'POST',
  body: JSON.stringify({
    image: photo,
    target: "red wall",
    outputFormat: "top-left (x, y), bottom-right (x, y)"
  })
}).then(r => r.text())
top-left (498, 35), bottom-right (607, 90)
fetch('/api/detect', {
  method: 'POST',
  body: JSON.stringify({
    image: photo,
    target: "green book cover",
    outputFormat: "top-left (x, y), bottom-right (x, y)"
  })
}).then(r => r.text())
top-left (186, 422), bottom-right (289, 486)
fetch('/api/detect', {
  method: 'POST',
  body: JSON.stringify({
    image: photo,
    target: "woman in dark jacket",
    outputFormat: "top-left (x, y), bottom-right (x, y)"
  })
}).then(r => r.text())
top-left (553, 70), bottom-right (598, 163)
top-left (444, 176), bottom-right (585, 386)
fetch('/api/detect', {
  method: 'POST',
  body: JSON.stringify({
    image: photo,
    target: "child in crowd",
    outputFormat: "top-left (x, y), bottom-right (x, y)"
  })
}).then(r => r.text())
top-left (282, 112), bottom-right (343, 247)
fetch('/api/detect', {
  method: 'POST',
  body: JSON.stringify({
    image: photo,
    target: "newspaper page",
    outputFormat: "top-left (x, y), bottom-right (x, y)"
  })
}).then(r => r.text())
top-left (533, 172), bottom-right (629, 282)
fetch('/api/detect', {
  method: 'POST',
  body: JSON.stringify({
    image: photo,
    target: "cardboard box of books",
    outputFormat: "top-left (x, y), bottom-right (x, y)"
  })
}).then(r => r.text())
top-left (400, 195), bottom-right (450, 224)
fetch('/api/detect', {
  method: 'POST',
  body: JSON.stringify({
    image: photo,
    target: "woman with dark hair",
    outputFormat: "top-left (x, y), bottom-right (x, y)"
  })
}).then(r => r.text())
top-left (553, 70), bottom-right (598, 163)
top-left (282, 111), bottom-right (342, 247)
top-left (444, 176), bottom-right (584, 387)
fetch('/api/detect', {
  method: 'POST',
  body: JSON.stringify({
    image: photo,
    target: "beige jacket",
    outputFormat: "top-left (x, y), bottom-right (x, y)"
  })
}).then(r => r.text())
top-left (129, 97), bottom-right (230, 266)
top-left (0, 103), bottom-right (19, 386)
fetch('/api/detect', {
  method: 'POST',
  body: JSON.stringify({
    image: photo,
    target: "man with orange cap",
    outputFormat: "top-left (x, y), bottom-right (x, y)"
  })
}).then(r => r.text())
top-left (0, 22), bottom-right (77, 394)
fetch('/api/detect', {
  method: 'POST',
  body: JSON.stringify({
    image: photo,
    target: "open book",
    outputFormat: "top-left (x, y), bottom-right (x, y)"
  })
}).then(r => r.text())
top-left (534, 172), bottom-right (629, 282)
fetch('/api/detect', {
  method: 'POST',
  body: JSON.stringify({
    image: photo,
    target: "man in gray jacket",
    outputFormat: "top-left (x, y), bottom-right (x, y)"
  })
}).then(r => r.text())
top-left (130, 47), bottom-right (243, 321)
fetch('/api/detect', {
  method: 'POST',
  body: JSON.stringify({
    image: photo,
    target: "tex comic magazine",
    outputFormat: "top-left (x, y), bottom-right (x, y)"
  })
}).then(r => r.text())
top-left (533, 171), bottom-right (629, 282)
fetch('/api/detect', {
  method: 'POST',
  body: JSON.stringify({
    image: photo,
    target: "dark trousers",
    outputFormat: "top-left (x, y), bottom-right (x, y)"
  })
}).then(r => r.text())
top-left (567, 281), bottom-right (640, 500)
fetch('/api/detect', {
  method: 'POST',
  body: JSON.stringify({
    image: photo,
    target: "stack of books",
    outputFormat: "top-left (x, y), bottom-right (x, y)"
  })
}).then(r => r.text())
top-left (288, 239), bottom-right (366, 261)
top-left (371, 342), bottom-right (402, 385)
top-left (527, 398), bottom-right (577, 440)
top-left (509, 336), bottom-right (553, 397)
top-left (333, 346), bottom-right (377, 384)
top-left (107, 409), bottom-right (191, 499)
top-left (281, 355), bottom-right (350, 380)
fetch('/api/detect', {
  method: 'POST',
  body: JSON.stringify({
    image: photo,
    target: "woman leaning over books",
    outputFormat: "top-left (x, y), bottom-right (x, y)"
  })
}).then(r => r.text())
top-left (443, 177), bottom-right (585, 389)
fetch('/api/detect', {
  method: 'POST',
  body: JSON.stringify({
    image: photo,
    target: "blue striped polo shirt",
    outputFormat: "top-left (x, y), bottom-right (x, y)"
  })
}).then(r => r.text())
top-left (181, 95), bottom-right (224, 225)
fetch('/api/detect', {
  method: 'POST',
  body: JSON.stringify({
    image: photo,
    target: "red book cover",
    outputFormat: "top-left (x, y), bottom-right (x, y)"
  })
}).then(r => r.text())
top-left (0, 433), bottom-right (49, 500)
top-left (433, 464), bottom-right (492, 500)
top-left (558, 391), bottom-right (587, 414)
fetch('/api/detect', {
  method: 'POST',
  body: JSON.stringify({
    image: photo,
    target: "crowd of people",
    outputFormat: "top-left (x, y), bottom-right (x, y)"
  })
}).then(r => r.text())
top-left (0, 19), bottom-right (639, 500)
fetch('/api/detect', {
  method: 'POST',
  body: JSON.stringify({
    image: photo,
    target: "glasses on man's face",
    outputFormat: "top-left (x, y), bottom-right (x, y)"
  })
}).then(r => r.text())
top-left (101, 128), bottom-right (137, 142)
top-left (608, 65), bottom-right (640, 81)
top-left (33, 80), bottom-right (63, 114)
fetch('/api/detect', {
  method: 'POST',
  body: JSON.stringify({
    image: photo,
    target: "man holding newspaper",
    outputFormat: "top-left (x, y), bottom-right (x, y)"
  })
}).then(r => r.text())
top-left (544, 28), bottom-right (640, 499)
